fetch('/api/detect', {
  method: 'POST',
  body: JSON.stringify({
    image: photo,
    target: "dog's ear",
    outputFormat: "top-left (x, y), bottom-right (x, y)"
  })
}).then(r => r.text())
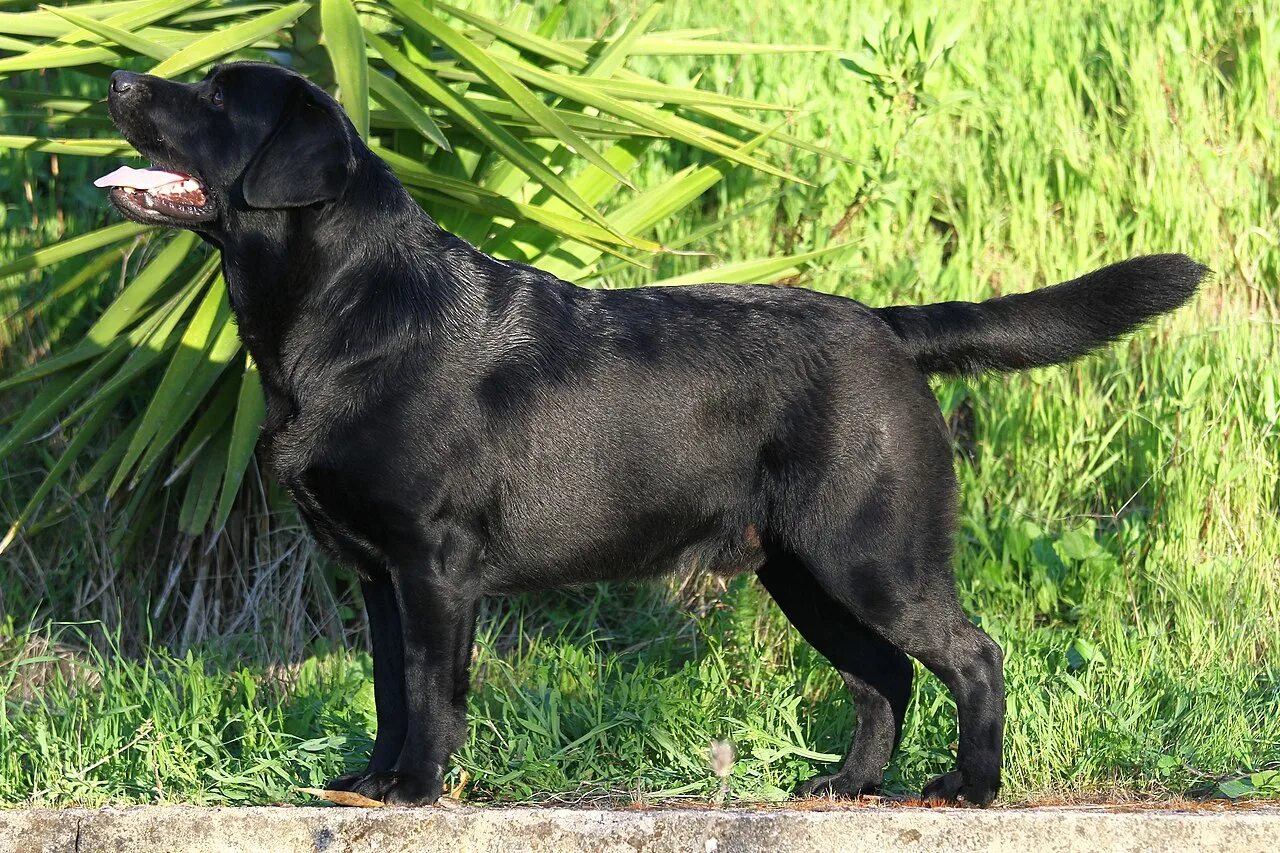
top-left (241, 80), bottom-right (352, 209)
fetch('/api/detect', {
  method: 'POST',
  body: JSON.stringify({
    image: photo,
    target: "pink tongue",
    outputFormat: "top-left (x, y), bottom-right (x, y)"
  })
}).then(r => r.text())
top-left (94, 165), bottom-right (187, 190)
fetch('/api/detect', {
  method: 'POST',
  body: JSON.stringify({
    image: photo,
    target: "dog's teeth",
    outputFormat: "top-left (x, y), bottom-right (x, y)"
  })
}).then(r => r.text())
top-left (155, 179), bottom-right (201, 195)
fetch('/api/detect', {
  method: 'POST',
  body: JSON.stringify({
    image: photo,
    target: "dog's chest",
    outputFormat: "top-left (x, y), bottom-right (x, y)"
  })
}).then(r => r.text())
top-left (257, 400), bottom-right (391, 567)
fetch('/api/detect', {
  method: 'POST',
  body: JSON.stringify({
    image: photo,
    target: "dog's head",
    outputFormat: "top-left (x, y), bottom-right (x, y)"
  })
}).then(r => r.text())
top-left (99, 62), bottom-right (355, 231)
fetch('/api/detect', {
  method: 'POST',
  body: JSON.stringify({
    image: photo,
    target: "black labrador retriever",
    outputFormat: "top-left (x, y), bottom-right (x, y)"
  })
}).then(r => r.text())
top-left (99, 61), bottom-right (1204, 806)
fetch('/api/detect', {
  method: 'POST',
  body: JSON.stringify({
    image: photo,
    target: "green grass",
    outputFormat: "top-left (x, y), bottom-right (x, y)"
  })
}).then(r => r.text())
top-left (3, 0), bottom-right (1279, 807)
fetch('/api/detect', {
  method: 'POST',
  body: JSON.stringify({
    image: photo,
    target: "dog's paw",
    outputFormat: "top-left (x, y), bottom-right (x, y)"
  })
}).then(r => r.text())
top-left (324, 771), bottom-right (366, 792)
top-left (921, 770), bottom-right (997, 807)
top-left (340, 770), bottom-right (442, 806)
top-left (793, 772), bottom-right (880, 799)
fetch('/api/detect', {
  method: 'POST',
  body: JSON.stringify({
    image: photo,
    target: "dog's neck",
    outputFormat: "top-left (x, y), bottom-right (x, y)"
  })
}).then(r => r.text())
top-left (212, 155), bottom-right (479, 422)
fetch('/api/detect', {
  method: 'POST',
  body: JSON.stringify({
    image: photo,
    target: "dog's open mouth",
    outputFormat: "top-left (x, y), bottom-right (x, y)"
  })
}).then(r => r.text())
top-left (95, 165), bottom-right (215, 222)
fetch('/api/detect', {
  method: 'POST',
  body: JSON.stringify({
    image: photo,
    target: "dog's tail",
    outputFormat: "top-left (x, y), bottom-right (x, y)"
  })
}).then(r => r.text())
top-left (874, 254), bottom-right (1207, 377)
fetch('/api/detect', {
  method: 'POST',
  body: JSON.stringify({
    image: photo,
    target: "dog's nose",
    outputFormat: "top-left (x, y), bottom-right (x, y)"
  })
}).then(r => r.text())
top-left (110, 70), bottom-right (141, 95)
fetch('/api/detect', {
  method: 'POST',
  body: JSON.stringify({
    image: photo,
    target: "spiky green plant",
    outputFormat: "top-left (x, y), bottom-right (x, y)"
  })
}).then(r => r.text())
top-left (0, 0), bottom-right (848, 553)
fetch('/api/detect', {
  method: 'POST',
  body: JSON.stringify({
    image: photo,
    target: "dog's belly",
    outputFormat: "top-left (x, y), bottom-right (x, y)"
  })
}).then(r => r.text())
top-left (478, 511), bottom-right (767, 594)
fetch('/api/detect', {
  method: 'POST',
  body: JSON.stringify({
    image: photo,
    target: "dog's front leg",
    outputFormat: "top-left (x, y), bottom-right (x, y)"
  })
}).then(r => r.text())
top-left (326, 574), bottom-right (407, 792)
top-left (391, 563), bottom-right (479, 806)
top-left (338, 541), bottom-right (480, 806)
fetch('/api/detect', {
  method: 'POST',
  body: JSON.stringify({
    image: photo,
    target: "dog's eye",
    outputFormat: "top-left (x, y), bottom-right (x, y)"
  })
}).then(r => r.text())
top-left (210, 87), bottom-right (224, 107)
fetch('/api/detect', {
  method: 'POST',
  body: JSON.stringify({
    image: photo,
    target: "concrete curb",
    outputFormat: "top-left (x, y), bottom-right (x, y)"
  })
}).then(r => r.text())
top-left (2, 805), bottom-right (1279, 853)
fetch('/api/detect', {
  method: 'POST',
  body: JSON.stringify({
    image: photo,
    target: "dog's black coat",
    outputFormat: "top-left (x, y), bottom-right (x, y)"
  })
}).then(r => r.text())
top-left (104, 62), bottom-right (1205, 806)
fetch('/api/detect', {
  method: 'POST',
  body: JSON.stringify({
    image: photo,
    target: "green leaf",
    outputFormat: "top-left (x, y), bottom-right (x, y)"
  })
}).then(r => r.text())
top-left (1181, 363), bottom-right (1212, 405)
top-left (582, 5), bottom-right (663, 78)
top-left (562, 36), bottom-right (835, 56)
top-left (487, 57), bottom-right (804, 184)
top-left (1059, 672), bottom-right (1092, 703)
top-left (432, 2), bottom-right (586, 68)
top-left (55, 0), bottom-right (210, 47)
top-left (110, 466), bottom-right (161, 553)
top-left (2, 245), bottom-right (126, 352)
top-left (86, 231), bottom-right (198, 346)
top-left (62, 261), bottom-right (214, 427)
top-left (166, 372), bottom-right (240, 486)
top-left (570, 76), bottom-right (792, 112)
top-left (0, 30), bottom-right (199, 75)
top-left (368, 70), bottom-right (450, 150)
top-left (486, 138), bottom-right (651, 272)
top-left (0, 43), bottom-right (126, 74)
top-left (367, 32), bottom-right (623, 238)
top-left (148, 2), bottom-right (310, 79)
top-left (178, 427), bottom-right (229, 535)
top-left (0, 34), bottom-right (33, 52)
top-left (376, 145), bottom-right (658, 253)
top-left (212, 356), bottom-right (265, 535)
top-left (610, 164), bottom-right (724, 233)
top-left (108, 275), bottom-right (234, 495)
top-left (0, 1), bottom-right (177, 39)
top-left (0, 221), bottom-right (145, 281)
top-left (0, 231), bottom-right (195, 392)
top-left (534, 2), bottom-right (567, 38)
top-left (170, 4), bottom-right (290, 28)
top-left (840, 53), bottom-right (891, 81)
top-left (0, 340), bottom-right (130, 468)
top-left (1068, 637), bottom-right (1107, 667)
top-left (321, 0), bottom-right (368, 139)
top-left (522, 131), bottom-right (773, 276)
top-left (462, 97), bottom-right (660, 139)
top-left (1251, 770), bottom-right (1280, 792)
top-left (0, 136), bottom-right (135, 157)
top-left (387, 0), bottom-right (634, 189)
top-left (595, 195), bottom-right (777, 282)
top-left (38, 3), bottom-right (175, 61)
top-left (0, 385), bottom-right (126, 554)
top-left (73, 417), bottom-right (137, 500)
top-left (650, 243), bottom-right (853, 286)
top-left (1217, 778), bottom-right (1255, 799)
top-left (666, 99), bottom-right (853, 162)
top-left (1056, 526), bottom-right (1105, 562)
top-left (128, 301), bottom-right (241, 491)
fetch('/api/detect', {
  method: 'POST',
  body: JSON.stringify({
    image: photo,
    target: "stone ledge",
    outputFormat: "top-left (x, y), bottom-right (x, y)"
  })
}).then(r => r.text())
top-left (2, 804), bottom-right (1279, 853)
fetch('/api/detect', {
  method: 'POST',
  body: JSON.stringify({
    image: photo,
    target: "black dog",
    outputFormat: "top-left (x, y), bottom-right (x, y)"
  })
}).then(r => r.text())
top-left (100, 62), bottom-right (1204, 806)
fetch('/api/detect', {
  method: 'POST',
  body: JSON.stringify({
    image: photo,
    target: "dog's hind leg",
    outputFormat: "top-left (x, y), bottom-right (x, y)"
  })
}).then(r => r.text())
top-left (801, 547), bottom-right (1005, 806)
top-left (907, 610), bottom-right (1004, 806)
top-left (758, 558), bottom-right (913, 798)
